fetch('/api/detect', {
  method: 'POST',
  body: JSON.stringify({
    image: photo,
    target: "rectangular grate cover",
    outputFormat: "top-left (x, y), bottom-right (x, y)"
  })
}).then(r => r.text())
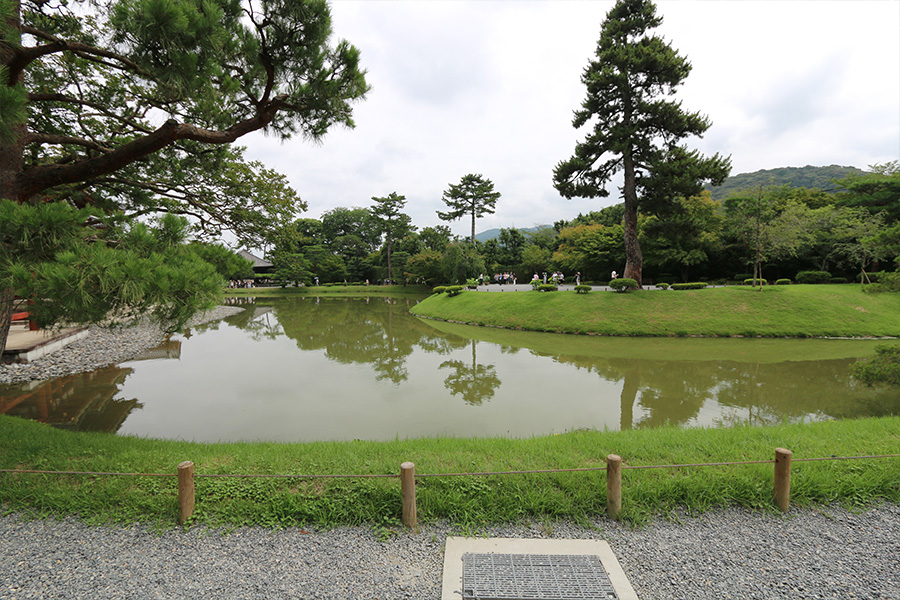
top-left (461, 553), bottom-right (618, 600)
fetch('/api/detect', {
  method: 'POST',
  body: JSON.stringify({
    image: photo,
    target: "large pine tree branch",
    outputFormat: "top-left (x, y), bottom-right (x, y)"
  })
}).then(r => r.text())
top-left (16, 97), bottom-right (289, 199)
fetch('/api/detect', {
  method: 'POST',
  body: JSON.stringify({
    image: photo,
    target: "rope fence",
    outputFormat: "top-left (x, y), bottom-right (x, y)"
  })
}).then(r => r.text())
top-left (3, 450), bottom-right (899, 527)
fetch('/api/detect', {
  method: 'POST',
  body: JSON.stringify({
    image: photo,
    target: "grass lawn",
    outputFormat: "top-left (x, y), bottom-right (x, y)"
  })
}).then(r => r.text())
top-left (411, 285), bottom-right (900, 338)
top-left (2, 415), bottom-right (899, 528)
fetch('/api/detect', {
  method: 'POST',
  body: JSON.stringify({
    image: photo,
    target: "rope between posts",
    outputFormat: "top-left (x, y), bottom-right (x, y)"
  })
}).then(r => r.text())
top-left (2, 454), bottom-right (898, 479)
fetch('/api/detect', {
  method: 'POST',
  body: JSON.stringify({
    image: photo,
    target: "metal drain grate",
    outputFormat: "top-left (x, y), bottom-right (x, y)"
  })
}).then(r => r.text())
top-left (461, 553), bottom-right (618, 600)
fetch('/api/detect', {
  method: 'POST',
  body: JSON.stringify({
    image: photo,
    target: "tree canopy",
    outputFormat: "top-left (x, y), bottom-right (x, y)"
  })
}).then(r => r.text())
top-left (2, 0), bottom-right (369, 208)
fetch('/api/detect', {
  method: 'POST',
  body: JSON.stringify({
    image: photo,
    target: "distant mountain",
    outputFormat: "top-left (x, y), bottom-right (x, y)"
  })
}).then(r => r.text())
top-left (705, 164), bottom-right (867, 200)
top-left (474, 225), bottom-right (550, 243)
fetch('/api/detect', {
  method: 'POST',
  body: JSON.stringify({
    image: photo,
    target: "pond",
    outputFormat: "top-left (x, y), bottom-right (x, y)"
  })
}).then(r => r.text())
top-left (2, 295), bottom-right (898, 442)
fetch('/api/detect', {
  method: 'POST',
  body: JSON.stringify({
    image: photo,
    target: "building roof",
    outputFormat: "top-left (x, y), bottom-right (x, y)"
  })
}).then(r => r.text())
top-left (238, 250), bottom-right (273, 269)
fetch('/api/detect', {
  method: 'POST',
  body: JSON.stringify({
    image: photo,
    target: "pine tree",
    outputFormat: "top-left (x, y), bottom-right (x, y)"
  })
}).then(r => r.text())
top-left (553, 0), bottom-right (730, 286)
top-left (437, 174), bottom-right (501, 245)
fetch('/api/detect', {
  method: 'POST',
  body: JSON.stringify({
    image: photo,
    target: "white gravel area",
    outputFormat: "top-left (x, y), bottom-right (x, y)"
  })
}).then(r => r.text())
top-left (1, 504), bottom-right (898, 599)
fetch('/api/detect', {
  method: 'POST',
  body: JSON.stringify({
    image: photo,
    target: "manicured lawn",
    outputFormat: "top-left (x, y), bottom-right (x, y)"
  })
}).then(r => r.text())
top-left (411, 285), bottom-right (900, 338)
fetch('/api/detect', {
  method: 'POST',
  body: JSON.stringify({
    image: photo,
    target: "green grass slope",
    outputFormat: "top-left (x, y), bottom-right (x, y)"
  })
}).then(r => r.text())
top-left (410, 285), bottom-right (900, 338)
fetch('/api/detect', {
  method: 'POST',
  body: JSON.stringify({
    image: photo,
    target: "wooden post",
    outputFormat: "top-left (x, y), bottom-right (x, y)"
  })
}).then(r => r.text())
top-left (401, 461), bottom-right (417, 529)
top-left (606, 454), bottom-right (622, 520)
top-left (774, 448), bottom-right (792, 513)
top-left (177, 461), bottom-right (195, 525)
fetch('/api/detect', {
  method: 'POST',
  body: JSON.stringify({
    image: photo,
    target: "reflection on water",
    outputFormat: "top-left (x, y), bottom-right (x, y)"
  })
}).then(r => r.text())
top-left (1, 296), bottom-right (898, 442)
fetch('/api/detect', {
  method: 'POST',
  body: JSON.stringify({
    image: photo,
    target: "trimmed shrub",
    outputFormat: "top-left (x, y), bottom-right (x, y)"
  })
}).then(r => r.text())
top-left (609, 278), bottom-right (639, 292)
top-left (432, 286), bottom-right (447, 294)
top-left (445, 285), bottom-right (464, 297)
top-left (775, 279), bottom-right (792, 285)
top-left (533, 284), bottom-right (558, 292)
top-left (796, 271), bottom-right (831, 284)
top-left (830, 277), bottom-right (848, 284)
top-left (671, 282), bottom-right (708, 290)
top-left (574, 285), bottom-right (592, 294)
top-left (734, 273), bottom-right (753, 281)
top-left (655, 283), bottom-right (670, 290)
top-left (743, 278), bottom-right (768, 286)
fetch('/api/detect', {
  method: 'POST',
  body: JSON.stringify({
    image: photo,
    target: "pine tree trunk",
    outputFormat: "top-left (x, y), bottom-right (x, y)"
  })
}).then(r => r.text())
top-left (1, 0), bottom-right (25, 204)
top-left (622, 153), bottom-right (643, 287)
top-left (0, 287), bottom-right (14, 356)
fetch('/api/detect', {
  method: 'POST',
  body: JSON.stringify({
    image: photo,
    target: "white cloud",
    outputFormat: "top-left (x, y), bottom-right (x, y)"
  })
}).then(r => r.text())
top-left (241, 0), bottom-right (900, 239)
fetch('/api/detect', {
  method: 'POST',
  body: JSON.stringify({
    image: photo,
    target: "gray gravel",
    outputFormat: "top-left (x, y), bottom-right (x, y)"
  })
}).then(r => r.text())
top-left (2, 504), bottom-right (898, 599)
top-left (0, 307), bottom-right (244, 386)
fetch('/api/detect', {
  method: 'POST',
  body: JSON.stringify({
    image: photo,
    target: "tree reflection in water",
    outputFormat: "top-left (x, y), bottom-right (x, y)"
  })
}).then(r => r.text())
top-left (440, 339), bottom-right (501, 405)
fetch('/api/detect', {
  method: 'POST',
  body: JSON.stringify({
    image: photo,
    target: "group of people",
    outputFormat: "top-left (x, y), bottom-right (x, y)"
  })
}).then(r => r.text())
top-left (532, 271), bottom-right (572, 285)
top-left (228, 279), bottom-right (255, 288)
top-left (480, 273), bottom-right (517, 285)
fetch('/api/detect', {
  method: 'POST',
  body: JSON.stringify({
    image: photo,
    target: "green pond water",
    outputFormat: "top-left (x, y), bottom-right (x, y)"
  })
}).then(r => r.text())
top-left (2, 295), bottom-right (898, 442)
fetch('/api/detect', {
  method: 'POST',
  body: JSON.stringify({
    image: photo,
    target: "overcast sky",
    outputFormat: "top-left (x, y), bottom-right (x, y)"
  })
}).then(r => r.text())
top-left (241, 0), bottom-right (900, 240)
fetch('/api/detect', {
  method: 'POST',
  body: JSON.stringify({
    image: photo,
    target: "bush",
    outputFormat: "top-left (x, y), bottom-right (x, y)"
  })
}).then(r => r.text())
top-left (734, 273), bottom-right (753, 281)
top-left (574, 285), bottom-right (592, 294)
top-left (861, 272), bottom-right (900, 294)
top-left (432, 286), bottom-right (447, 294)
top-left (609, 278), bottom-right (639, 292)
top-left (775, 279), bottom-right (792, 285)
top-left (796, 271), bottom-right (831, 284)
top-left (743, 278), bottom-right (768, 286)
top-left (671, 282), bottom-right (709, 290)
top-left (830, 277), bottom-right (848, 284)
top-left (655, 283), bottom-right (669, 290)
top-left (445, 285), bottom-right (464, 297)
top-left (533, 284), bottom-right (558, 292)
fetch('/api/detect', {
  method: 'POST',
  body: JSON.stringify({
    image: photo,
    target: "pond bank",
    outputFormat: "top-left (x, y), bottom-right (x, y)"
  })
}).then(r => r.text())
top-left (0, 306), bottom-right (243, 386)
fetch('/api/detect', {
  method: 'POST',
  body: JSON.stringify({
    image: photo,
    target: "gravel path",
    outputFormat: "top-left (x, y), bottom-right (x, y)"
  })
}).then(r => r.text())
top-left (0, 307), bottom-right (244, 386)
top-left (2, 504), bottom-right (898, 599)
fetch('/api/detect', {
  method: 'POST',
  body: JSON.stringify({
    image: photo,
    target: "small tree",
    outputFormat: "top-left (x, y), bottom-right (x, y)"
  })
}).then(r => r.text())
top-left (437, 174), bottom-right (501, 244)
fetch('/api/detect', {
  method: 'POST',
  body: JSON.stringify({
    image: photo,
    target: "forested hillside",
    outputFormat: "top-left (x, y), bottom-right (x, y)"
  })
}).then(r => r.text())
top-left (706, 165), bottom-right (867, 200)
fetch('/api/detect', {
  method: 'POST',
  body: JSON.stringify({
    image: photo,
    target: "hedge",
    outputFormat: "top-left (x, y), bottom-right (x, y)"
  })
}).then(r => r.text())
top-left (671, 282), bottom-right (709, 290)
top-left (796, 271), bottom-right (831, 284)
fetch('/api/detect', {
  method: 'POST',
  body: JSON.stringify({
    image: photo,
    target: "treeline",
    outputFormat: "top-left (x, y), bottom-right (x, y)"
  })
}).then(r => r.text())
top-left (261, 163), bottom-right (900, 286)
